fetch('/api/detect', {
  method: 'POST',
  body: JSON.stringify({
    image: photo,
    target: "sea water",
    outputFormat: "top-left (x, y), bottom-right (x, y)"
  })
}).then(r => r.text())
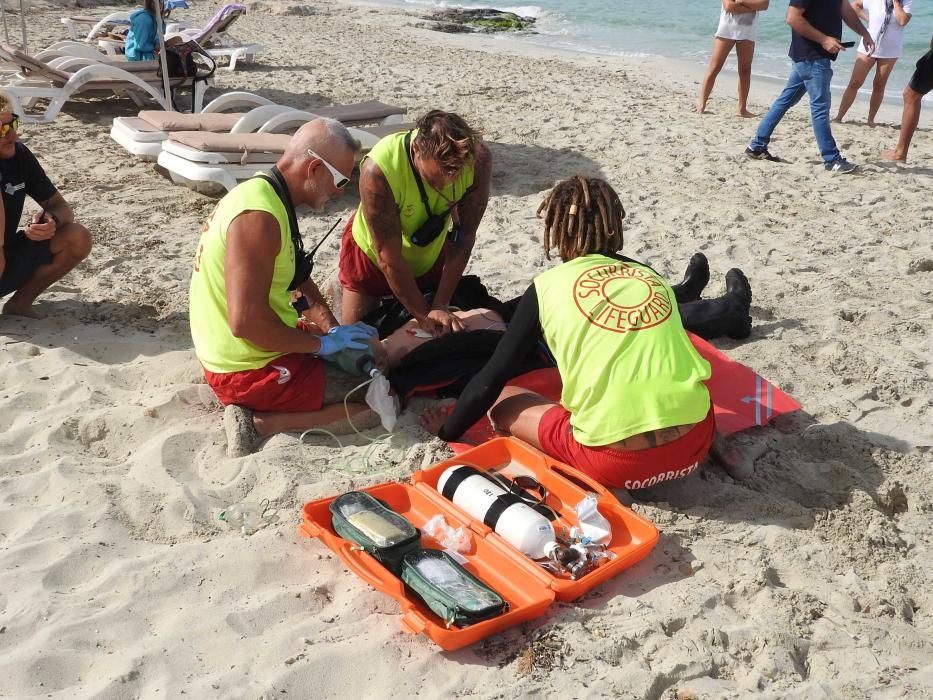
top-left (372, 0), bottom-right (933, 104)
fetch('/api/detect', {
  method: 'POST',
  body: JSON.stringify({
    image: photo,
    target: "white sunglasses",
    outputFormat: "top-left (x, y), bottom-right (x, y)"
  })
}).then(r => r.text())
top-left (307, 148), bottom-right (349, 189)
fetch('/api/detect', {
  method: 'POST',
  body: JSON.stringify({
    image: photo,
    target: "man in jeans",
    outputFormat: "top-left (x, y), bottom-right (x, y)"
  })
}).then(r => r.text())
top-left (746, 0), bottom-right (874, 173)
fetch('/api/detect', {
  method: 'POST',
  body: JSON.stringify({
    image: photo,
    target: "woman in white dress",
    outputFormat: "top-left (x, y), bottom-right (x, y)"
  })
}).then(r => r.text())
top-left (697, 0), bottom-right (770, 117)
top-left (835, 0), bottom-right (913, 126)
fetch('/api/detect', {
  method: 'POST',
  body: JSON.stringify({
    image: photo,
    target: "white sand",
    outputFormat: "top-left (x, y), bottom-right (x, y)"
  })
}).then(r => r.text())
top-left (1, 1), bottom-right (932, 697)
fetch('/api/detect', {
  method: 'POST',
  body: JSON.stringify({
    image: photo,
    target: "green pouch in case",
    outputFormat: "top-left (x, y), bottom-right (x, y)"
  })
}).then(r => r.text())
top-left (401, 549), bottom-right (508, 628)
top-left (329, 492), bottom-right (421, 575)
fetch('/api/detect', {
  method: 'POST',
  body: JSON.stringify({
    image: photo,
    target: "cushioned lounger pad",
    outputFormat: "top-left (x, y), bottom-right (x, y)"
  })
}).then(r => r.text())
top-left (138, 110), bottom-right (244, 132)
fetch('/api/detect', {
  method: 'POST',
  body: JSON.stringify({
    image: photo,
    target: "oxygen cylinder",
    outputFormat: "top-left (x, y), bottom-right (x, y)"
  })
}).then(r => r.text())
top-left (436, 465), bottom-right (558, 560)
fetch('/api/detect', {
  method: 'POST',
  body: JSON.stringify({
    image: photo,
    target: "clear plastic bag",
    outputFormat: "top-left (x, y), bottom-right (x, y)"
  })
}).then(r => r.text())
top-left (422, 514), bottom-right (471, 553)
top-left (365, 374), bottom-right (398, 432)
top-left (574, 493), bottom-right (612, 544)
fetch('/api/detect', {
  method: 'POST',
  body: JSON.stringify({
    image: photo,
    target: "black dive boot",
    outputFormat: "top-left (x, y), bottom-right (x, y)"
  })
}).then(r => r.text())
top-left (678, 268), bottom-right (752, 340)
top-left (671, 252), bottom-right (710, 304)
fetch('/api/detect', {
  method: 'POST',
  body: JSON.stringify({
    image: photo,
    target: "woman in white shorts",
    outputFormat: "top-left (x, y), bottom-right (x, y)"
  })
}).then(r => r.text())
top-left (697, 0), bottom-right (770, 117)
top-left (835, 0), bottom-right (913, 126)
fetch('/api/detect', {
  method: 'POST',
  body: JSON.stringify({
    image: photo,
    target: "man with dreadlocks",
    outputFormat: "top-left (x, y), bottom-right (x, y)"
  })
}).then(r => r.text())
top-left (421, 176), bottom-right (753, 490)
top-left (337, 110), bottom-right (492, 337)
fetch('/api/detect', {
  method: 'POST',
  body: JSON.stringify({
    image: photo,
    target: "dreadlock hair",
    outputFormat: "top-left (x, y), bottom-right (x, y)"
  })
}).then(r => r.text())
top-left (413, 110), bottom-right (481, 175)
top-left (536, 175), bottom-right (626, 261)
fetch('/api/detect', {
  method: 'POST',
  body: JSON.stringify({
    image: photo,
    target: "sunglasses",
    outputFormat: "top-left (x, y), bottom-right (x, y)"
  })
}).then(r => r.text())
top-left (307, 148), bottom-right (349, 189)
top-left (0, 114), bottom-right (20, 138)
top-left (494, 472), bottom-right (561, 521)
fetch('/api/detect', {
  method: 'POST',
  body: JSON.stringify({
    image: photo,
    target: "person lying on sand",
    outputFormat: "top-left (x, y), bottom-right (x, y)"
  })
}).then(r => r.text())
top-left (187, 119), bottom-right (379, 458)
top-left (0, 91), bottom-right (93, 319)
top-left (882, 33), bottom-right (933, 162)
top-left (366, 254), bottom-right (750, 375)
top-left (420, 176), bottom-right (752, 490)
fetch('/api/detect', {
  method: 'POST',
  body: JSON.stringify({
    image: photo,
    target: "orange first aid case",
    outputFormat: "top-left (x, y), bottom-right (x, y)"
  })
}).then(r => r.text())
top-left (298, 437), bottom-right (660, 650)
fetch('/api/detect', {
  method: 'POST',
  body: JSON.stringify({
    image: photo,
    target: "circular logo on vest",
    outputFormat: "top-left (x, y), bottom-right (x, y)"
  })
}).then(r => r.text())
top-left (572, 263), bottom-right (674, 333)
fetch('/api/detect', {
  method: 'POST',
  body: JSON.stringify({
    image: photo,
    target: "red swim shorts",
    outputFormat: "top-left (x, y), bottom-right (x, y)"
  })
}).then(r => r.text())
top-left (204, 353), bottom-right (325, 413)
top-left (337, 214), bottom-right (446, 298)
top-left (538, 407), bottom-right (716, 490)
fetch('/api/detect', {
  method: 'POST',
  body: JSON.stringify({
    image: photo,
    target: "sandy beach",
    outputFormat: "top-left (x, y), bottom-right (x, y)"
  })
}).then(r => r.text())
top-left (1, 0), bottom-right (932, 697)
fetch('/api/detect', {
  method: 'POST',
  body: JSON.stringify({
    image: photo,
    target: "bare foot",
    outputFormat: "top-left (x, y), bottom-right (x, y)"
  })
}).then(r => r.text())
top-left (880, 149), bottom-right (906, 162)
top-left (695, 101), bottom-right (707, 114)
top-left (2, 301), bottom-right (43, 319)
top-left (867, 120), bottom-right (877, 128)
top-left (738, 109), bottom-right (756, 118)
top-left (419, 403), bottom-right (453, 436)
top-left (832, 116), bottom-right (843, 124)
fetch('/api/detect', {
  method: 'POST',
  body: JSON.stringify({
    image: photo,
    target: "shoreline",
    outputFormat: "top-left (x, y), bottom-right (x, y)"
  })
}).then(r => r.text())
top-left (349, 0), bottom-right (930, 118)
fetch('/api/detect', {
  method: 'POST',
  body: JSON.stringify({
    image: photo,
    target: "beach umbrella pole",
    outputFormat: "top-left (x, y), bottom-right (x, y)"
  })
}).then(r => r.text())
top-left (0, 1), bottom-right (9, 45)
top-left (17, 0), bottom-right (26, 51)
top-left (155, 0), bottom-right (175, 111)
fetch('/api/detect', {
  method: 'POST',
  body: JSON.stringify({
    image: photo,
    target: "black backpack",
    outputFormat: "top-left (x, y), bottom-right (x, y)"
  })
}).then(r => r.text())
top-left (157, 40), bottom-right (216, 110)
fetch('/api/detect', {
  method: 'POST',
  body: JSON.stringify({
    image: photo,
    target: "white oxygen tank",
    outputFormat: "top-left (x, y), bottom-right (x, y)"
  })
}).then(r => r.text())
top-left (436, 465), bottom-right (558, 560)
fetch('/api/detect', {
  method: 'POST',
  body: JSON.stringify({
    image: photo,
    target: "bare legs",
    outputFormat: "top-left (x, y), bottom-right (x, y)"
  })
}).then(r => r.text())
top-left (836, 55), bottom-right (897, 126)
top-left (486, 386), bottom-right (557, 449)
top-left (698, 37), bottom-right (737, 114)
top-left (2, 222), bottom-right (92, 319)
top-left (881, 85), bottom-right (924, 162)
top-left (836, 54), bottom-right (875, 123)
top-left (735, 40), bottom-right (756, 117)
top-left (698, 38), bottom-right (756, 116)
top-left (223, 363), bottom-right (377, 456)
top-left (868, 59), bottom-right (898, 126)
top-left (252, 403), bottom-right (373, 437)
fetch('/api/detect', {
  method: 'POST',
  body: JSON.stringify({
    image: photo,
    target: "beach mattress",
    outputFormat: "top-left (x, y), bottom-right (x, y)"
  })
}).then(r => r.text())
top-left (448, 332), bottom-right (801, 453)
top-left (135, 100), bottom-right (406, 134)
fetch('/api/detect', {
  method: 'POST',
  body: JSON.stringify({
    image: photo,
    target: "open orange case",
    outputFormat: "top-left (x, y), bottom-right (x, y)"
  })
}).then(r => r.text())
top-left (298, 437), bottom-right (660, 650)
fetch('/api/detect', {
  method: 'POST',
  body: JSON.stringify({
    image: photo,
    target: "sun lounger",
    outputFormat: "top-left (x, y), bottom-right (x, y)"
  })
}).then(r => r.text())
top-left (111, 96), bottom-right (407, 159)
top-left (60, 12), bottom-right (130, 41)
top-left (61, 7), bottom-right (193, 41)
top-left (157, 119), bottom-right (414, 193)
top-left (0, 43), bottom-right (206, 123)
top-left (97, 4), bottom-right (264, 71)
top-left (175, 4), bottom-right (250, 47)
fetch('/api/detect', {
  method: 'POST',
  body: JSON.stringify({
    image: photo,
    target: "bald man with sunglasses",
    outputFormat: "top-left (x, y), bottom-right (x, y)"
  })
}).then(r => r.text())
top-left (0, 93), bottom-right (92, 318)
top-left (189, 118), bottom-right (380, 457)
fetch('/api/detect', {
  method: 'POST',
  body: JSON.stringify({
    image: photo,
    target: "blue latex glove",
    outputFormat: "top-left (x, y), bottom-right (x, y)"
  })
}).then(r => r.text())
top-left (346, 321), bottom-right (379, 339)
top-left (316, 324), bottom-right (374, 358)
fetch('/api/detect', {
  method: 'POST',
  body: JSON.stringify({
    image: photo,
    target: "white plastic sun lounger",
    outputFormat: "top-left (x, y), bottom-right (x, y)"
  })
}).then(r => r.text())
top-left (0, 43), bottom-right (203, 123)
top-left (111, 96), bottom-right (407, 159)
top-left (157, 119), bottom-right (414, 193)
top-left (97, 4), bottom-right (263, 71)
top-left (60, 12), bottom-right (130, 41)
top-left (60, 12), bottom-right (192, 42)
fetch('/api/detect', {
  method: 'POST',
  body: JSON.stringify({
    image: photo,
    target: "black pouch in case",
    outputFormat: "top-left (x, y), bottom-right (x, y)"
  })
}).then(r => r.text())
top-left (329, 492), bottom-right (421, 575)
top-left (401, 549), bottom-right (508, 628)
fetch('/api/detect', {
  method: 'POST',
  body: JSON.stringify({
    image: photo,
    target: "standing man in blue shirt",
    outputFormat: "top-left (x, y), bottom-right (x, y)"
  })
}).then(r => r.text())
top-left (746, 0), bottom-right (875, 172)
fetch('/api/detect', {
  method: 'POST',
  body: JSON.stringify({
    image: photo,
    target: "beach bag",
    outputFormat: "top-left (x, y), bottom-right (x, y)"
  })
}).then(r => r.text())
top-left (400, 549), bottom-right (508, 628)
top-left (329, 492), bottom-right (420, 575)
